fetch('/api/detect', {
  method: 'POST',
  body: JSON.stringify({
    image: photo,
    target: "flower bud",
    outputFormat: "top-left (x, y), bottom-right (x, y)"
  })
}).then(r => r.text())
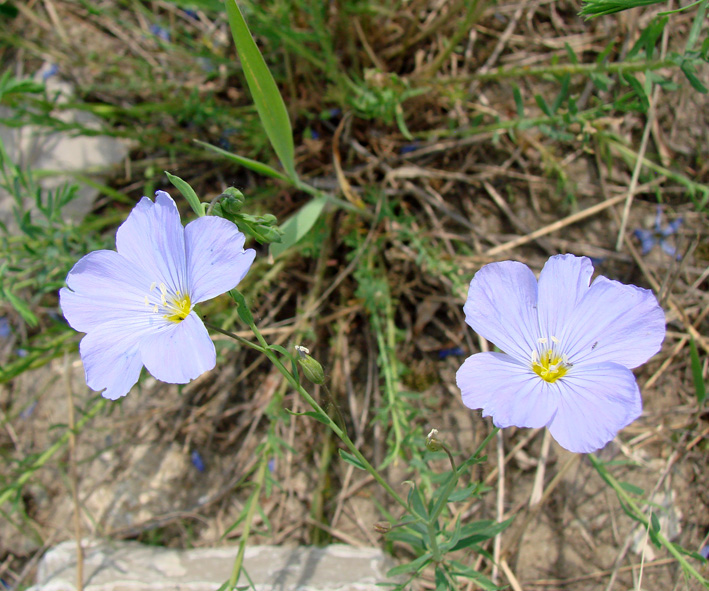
top-left (255, 224), bottom-right (284, 244)
top-left (426, 428), bottom-right (443, 452)
top-left (374, 521), bottom-right (391, 534)
top-left (295, 345), bottom-right (325, 384)
top-left (220, 188), bottom-right (246, 214)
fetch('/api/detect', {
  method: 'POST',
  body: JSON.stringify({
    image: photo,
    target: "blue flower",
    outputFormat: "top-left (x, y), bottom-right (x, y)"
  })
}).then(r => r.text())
top-left (456, 255), bottom-right (666, 453)
top-left (633, 207), bottom-right (682, 259)
top-left (191, 450), bottom-right (206, 472)
top-left (149, 24), bottom-right (170, 42)
top-left (60, 191), bottom-right (255, 400)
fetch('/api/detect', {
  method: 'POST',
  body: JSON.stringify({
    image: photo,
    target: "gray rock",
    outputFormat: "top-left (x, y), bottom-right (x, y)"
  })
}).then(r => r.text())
top-left (30, 540), bottom-right (397, 591)
top-left (0, 63), bottom-right (130, 233)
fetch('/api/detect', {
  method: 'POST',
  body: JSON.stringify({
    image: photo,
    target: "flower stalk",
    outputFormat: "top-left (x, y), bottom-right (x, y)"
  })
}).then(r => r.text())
top-left (211, 294), bottom-right (411, 512)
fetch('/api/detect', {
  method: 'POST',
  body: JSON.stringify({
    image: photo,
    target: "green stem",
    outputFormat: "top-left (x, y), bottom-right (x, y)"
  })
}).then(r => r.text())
top-left (589, 453), bottom-right (709, 586)
top-left (427, 520), bottom-right (443, 563)
top-left (226, 453), bottom-right (268, 590)
top-left (437, 58), bottom-right (674, 83)
top-left (459, 427), bottom-right (500, 476)
top-left (213, 297), bottom-right (410, 512)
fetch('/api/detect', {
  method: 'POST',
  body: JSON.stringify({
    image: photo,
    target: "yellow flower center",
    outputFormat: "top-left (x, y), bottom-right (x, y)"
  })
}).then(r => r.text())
top-left (531, 336), bottom-right (571, 383)
top-left (145, 282), bottom-right (192, 323)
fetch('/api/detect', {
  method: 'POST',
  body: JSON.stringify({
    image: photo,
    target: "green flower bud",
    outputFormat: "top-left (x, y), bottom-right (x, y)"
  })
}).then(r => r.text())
top-left (295, 345), bottom-right (325, 384)
top-left (374, 521), bottom-right (391, 534)
top-left (220, 188), bottom-right (246, 214)
top-left (253, 224), bottom-right (284, 244)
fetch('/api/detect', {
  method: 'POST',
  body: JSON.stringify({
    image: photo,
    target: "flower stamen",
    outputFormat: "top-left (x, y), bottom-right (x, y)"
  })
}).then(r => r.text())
top-left (531, 336), bottom-right (571, 383)
top-left (146, 282), bottom-right (192, 323)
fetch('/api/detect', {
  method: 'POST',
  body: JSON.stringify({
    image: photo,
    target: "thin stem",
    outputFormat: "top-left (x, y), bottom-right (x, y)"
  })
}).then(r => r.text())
top-left (212, 302), bottom-right (410, 511)
top-left (589, 453), bottom-right (709, 585)
top-left (427, 520), bottom-right (443, 563)
top-left (459, 426), bottom-right (500, 476)
top-left (203, 321), bottom-right (266, 354)
top-left (226, 453), bottom-right (268, 590)
top-left (436, 58), bottom-right (674, 83)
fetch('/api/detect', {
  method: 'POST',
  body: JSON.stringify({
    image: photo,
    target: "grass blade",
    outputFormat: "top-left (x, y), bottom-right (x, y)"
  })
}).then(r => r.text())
top-left (165, 171), bottom-right (205, 217)
top-left (689, 337), bottom-right (706, 403)
top-left (224, 0), bottom-right (297, 181)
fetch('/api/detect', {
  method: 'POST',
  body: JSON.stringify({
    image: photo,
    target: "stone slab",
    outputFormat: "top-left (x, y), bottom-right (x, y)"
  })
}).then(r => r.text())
top-left (30, 540), bottom-right (397, 591)
top-left (0, 63), bottom-right (130, 233)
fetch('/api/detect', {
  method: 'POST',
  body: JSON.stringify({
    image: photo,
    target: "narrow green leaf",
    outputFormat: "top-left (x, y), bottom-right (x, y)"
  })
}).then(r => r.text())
top-left (619, 481), bottom-right (645, 496)
top-left (623, 74), bottom-right (650, 112)
top-left (580, 0), bottom-right (665, 18)
top-left (689, 337), bottom-right (706, 403)
top-left (224, 0), bottom-right (297, 180)
top-left (269, 196), bottom-right (328, 259)
top-left (680, 60), bottom-right (709, 94)
top-left (164, 171), bottom-right (205, 217)
top-left (194, 139), bottom-right (291, 182)
top-left (565, 42), bottom-right (579, 64)
top-left (4, 290), bottom-right (38, 327)
top-left (551, 74), bottom-right (571, 114)
top-left (386, 553), bottom-right (432, 577)
top-left (339, 449), bottom-right (367, 470)
top-left (229, 289), bottom-right (255, 327)
top-left (448, 561), bottom-right (503, 590)
top-left (408, 484), bottom-right (429, 520)
top-left (650, 512), bottom-right (661, 533)
top-left (285, 408), bottom-right (330, 425)
top-left (268, 344), bottom-right (292, 357)
top-left (512, 85), bottom-right (524, 117)
top-left (534, 94), bottom-right (553, 116)
top-left (448, 483), bottom-right (482, 502)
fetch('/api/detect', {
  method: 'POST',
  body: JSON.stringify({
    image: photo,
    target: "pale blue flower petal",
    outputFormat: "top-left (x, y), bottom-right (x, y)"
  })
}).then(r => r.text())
top-left (457, 352), bottom-right (558, 428)
top-left (60, 250), bottom-right (152, 333)
top-left (563, 276), bottom-right (665, 369)
top-left (184, 216), bottom-right (256, 304)
top-left (537, 254), bottom-right (594, 338)
top-left (548, 362), bottom-right (642, 453)
top-left (139, 312), bottom-right (215, 383)
top-left (464, 261), bottom-right (540, 361)
top-left (115, 191), bottom-right (188, 293)
top-left (79, 320), bottom-right (148, 400)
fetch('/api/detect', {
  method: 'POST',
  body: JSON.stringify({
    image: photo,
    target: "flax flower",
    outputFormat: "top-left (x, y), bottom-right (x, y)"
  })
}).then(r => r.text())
top-left (60, 191), bottom-right (255, 400)
top-left (456, 254), bottom-right (665, 453)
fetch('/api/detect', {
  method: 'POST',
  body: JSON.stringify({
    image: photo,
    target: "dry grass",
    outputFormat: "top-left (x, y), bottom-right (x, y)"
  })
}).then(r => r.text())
top-left (0, 0), bottom-right (707, 589)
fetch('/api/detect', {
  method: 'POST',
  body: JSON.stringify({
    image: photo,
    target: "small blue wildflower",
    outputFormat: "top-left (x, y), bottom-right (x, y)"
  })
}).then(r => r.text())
top-left (438, 347), bottom-right (464, 359)
top-left (59, 191), bottom-right (255, 400)
top-left (457, 254), bottom-right (666, 453)
top-left (633, 207), bottom-right (682, 259)
top-left (20, 401), bottom-right (37, 419)
top-left (0, 317), bottom-right (10, 339)
top-left (400, 143), bottom-right (420, 155)
top-left (700, 545), bottom-right (709, 560)
top-left (41, 64), bottom-right (59, 81)
top-left (268, 458), bottom-right (276, 473)
top-left (149, 24), bottom-right (170, 42)
top-left (191, 450), bottom-right (205, 472)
